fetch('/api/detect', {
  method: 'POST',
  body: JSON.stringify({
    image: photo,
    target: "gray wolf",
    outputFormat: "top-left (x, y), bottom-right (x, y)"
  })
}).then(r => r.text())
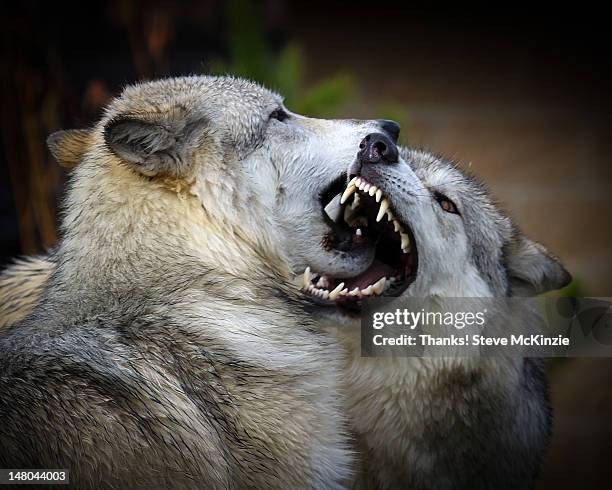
top-left (0, 75), bottom-right (397, 488)
top-left (301, 137), bottom-right (570, 489)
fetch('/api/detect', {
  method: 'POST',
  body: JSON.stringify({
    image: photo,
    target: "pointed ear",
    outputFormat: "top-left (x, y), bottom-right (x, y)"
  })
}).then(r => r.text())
top-left (505, 235), bottom-right (572, 296)
top-left (103, 108), bottom-right (206, 178)
top-left (47, 129), bottom-right (93, 168)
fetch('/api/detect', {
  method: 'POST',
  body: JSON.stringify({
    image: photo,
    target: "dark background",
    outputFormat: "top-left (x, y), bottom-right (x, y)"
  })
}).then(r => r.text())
top-left (1, 2), bottom-right (611, 488)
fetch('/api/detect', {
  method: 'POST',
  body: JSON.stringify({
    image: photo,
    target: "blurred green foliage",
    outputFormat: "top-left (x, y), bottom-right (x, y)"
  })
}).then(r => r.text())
top-left (209, 0), bottom-right (356, 117)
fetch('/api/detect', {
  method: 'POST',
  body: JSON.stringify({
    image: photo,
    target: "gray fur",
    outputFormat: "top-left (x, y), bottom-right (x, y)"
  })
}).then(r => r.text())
top-left (0, 75), bottom-right (398, 488)
top-left (333, 147), bottom-right (570, 489)
top-left (0, 255), bottom-right (54, 330)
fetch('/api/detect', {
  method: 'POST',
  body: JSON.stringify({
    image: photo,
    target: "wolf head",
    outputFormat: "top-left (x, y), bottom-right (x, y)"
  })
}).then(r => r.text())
top-left (50, 76), bottom-right (398, 293)
top-left (370, 148), bottom-right (571, 297)
top-left (302, 144), bottom-right (571, 306)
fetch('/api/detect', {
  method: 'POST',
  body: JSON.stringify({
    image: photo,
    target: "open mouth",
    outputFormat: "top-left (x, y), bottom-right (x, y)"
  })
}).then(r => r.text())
top-left (302, 175), bottom-right (418, 307)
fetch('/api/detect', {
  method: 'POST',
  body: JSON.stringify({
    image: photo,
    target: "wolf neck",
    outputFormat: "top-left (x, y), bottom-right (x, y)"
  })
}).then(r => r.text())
top-left (53, 161), bottom-right (290, 306)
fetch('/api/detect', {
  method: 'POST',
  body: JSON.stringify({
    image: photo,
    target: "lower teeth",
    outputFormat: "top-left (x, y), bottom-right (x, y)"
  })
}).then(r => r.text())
top-left (301, 271), bottom-right (393, 300)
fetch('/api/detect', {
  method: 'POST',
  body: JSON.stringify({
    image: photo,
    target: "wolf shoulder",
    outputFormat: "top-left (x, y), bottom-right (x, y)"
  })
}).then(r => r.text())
top-left (0, 302), bottom-right (353, 489)
top-left (0, 313), bottom-right (232, 488)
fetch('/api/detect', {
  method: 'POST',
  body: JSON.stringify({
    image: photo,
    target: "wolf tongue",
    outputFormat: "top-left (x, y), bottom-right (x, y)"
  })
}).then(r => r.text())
top-left (341, 260), bottom-right (395, 290)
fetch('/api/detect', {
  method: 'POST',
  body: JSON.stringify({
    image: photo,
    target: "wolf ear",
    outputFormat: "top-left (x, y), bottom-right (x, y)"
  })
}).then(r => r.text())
top-left (103, 108), bottom-right (205, 178)
top-left (47, 129), bottom-right (93, 168)
top-left (505, 235), bottom-right (571, 296)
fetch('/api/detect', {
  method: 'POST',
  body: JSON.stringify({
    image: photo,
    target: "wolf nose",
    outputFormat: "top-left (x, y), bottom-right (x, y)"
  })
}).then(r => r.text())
top-left (358, 133), bottom-right (399, 165)
top-left (377, 119), bottom-right (400, 142)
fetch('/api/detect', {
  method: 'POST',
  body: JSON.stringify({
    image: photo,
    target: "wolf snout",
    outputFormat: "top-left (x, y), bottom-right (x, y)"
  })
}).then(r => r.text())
top-left (358, 132), bottom-right (399, 165)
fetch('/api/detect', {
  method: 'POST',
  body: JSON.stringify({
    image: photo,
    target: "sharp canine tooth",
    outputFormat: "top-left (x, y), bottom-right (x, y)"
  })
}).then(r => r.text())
top-left (362, 285), bottom-right (373, 296)
top-left (329, 282), bottom-right (346, 300)
top-left (375, 189), bottom-right (383, 202)
top-left (401, 233), bottom-right (410, 252)
top-left (372, 277), bottom-right (386, 294)
top-left (302, 267), bottom-right (311, 288)
top-left (355, 228), bottom-right (362, 236)
top-left (376, 199), bottom-right (390, 222)
top-left (340, 184), bottom-right (357, 204)
top-left (324, 195), bottom-right (344, 222)
top-left (368, 186), bottom-right (377, 196)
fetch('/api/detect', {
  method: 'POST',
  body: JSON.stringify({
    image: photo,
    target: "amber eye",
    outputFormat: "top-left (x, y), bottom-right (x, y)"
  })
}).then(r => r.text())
top-left (434, 192), bottom-right (460, 215)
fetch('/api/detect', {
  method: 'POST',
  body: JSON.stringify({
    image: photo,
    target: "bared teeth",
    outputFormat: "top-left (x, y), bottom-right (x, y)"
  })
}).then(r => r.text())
top-left (376, 199), bottom-right (390, 222)
top-left (400, 233), bottom-right (411, 253)
top-left (329, 282), bottom-right (346, 300)
top-left (340, 179), bottom-right (358, 204)
top-left (324, 194), bottom-right (344, 222)
top-left (302, 267), bottom-right (312, 288)
top-left (304, 270), bottom-right (396, 300)
top-left (316, 276), bottom-right (329, 288)
top-left (372, 277), bottom-right (386, 294)
top-left (313, 175), bottom-right (416, 300)
top-left (340, 185), bottom-right (357, 204)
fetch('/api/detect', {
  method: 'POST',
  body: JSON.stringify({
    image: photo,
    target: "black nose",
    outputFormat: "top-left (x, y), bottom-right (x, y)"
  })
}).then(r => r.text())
top-left (358, 133), bottom-right (399, 165)
top-left (377, 119), bottom-right (400, 142)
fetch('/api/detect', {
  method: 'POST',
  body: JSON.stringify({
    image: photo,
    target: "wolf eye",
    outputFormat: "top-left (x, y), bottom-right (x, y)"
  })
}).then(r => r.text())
top-left (434, 192), bottom-right (460, 215)
top-left (269, 108), bottom-right (289, 122)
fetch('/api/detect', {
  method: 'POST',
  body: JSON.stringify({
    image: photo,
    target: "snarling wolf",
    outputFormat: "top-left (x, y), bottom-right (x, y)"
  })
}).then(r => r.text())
top-left (0, 79), bottom-right (570, 489)
top-left (0, 76), bottom-right (403, 488)
top-left (301, 138), bottom-right (570, 489)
